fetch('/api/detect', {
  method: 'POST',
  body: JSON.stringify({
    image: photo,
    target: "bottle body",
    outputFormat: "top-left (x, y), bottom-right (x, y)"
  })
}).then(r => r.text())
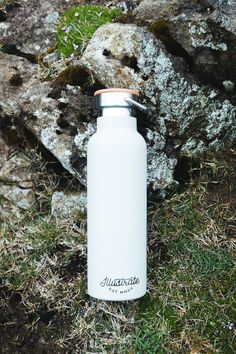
top-left (87, 115), bottom-right (147, 301)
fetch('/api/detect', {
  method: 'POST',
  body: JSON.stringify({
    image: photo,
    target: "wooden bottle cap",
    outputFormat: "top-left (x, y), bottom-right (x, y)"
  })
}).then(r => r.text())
top-left (94, 88), bottom-right (139, 96)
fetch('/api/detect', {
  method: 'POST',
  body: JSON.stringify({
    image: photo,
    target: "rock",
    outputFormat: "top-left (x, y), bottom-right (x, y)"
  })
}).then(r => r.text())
top-left (51, 190), bottom-right (87, 217)
top-left (0, 135), bottom-right (10, 167)
top-left (205, 0), bottom-right (236, 35)
top-left (0, 52), bottom-right (38, 146)
top-left (0, 0), bottom-right (70, 55)
top-left (0, 52), bottom-right (96, 186)
top-left (0, 139), bottom-right (36, 210)
top-left (21, 81), bottom-right (77, 175)
top-left (1, 2), bottom-right (236, 199)
top-left (133, 0), bottom-right (204, 22)
top-left (134, 0), bottom-right (236, 88)
top-left (0, 0), bottom-right (140, 56)
top-left (145, 129), bottom-right (177, 193)
top-left (0, 150), bottom-right (37, 188)
top-left (0, 138), bottom-right (20, 217)
top-left (42, 51), bottom-right (60, 65)
top-left (19, 81), bottom-right (95, 185)
top-left (0, 52), bottom-right (37, 108)
top-left (80, 23), bottom-right (236, 156)
top-left (1, 185), bottom-right (35, 210)
top-left (0, 47), bottom-right (177, 194)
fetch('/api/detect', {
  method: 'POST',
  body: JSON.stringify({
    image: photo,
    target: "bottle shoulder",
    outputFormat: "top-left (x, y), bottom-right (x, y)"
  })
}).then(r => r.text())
top-left (136, 131), bottom-right (147, 147)
top-left (87, 129), bottom-right (146, 151)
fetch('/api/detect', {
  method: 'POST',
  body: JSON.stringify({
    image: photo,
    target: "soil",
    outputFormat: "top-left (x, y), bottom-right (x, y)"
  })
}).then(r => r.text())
top-left (0, 286), bottom-right (76, 354)
top-left (206, 150), bottom-right (236, 210)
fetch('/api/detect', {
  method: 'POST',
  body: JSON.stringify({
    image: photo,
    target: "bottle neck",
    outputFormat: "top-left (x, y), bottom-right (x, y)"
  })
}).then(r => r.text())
top-left (97, 115), bottom-right (137, 131)
top-left (97, 107), bottom-right (136, 118)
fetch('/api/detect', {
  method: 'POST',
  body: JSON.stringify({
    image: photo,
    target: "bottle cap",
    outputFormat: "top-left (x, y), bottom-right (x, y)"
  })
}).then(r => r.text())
top-left (94, 88), bottom-right (147, 114)
top-left (94, 88), bottom-right (139, 96)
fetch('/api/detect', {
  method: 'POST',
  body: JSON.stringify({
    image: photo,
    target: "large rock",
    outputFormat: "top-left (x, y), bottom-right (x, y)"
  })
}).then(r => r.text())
top-left (19, 80), bottom-right (96, 186)
top-left (80, 23), bottom-right (236, 156)
top-left (0, 53), bottom-right (95, 186)
top-left (1, 2), bottom-right (236, 199)
top-left (0, 0), bottom-right (141, 56)
top-left (0, 0), bottom-right (68, 55)
top-left (134, 0), bottom-right (236, 88)
top-left (0, 49), bottom-right (178, 195)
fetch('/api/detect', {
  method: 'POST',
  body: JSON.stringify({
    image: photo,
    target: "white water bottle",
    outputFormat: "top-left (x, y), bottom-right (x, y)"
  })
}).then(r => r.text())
top-left (87, 88), bottom-right (147, 301)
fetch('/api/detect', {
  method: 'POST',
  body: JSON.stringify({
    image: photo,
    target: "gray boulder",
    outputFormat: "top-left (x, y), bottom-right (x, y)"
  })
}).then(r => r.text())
top-left (0, 49), bottom-right (178, 195)
top-left (134, 0), bottom-right (236, 88)
top-left (0, 53), bottom-right (95, 186)
top-left (1, 2), bottom-right (236, 201)
top-left (0, 0), bottom-right (67, 55)
top-left (80, 23), bottom-right (236, 154)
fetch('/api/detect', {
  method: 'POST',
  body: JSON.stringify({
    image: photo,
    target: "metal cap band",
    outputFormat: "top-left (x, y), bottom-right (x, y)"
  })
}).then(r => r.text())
top-left (94, 88), bottom-right (147, 117)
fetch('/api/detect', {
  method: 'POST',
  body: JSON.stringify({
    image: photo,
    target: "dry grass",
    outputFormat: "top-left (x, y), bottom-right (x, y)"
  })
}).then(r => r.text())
top-left (0, 148), bottom-right (236, 353)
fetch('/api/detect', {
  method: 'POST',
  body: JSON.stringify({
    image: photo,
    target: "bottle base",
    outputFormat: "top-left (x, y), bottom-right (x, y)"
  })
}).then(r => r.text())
top-left (87, 290), bottom-right (146, 302)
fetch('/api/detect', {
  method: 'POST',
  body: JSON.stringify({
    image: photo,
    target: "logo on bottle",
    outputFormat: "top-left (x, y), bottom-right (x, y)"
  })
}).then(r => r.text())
top-left (100, 276), bottom-right (140, 294)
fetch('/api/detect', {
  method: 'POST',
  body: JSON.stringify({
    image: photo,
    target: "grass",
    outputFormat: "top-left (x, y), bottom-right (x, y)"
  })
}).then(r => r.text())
top-left (57, 5), bottom-right (122, 58)
top-left (0, 149), bottom-right (235, 353)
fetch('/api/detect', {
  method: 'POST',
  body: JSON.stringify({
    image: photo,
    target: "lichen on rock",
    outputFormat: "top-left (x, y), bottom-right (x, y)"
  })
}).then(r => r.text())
top-left (0, 0), bottom-right (72, 55)
top-left (80, 22), bottom-right (236, 152)
top-left (134, 0), bottom-right (236, 90)
top-left (51, 190), bottom-right (87, 217)
top-left (1, 0), bottom-right (236, 202)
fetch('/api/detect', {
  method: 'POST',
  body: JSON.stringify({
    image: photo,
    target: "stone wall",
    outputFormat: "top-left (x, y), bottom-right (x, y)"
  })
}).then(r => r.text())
top-left (0, 0), bottom-right (235, 214)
